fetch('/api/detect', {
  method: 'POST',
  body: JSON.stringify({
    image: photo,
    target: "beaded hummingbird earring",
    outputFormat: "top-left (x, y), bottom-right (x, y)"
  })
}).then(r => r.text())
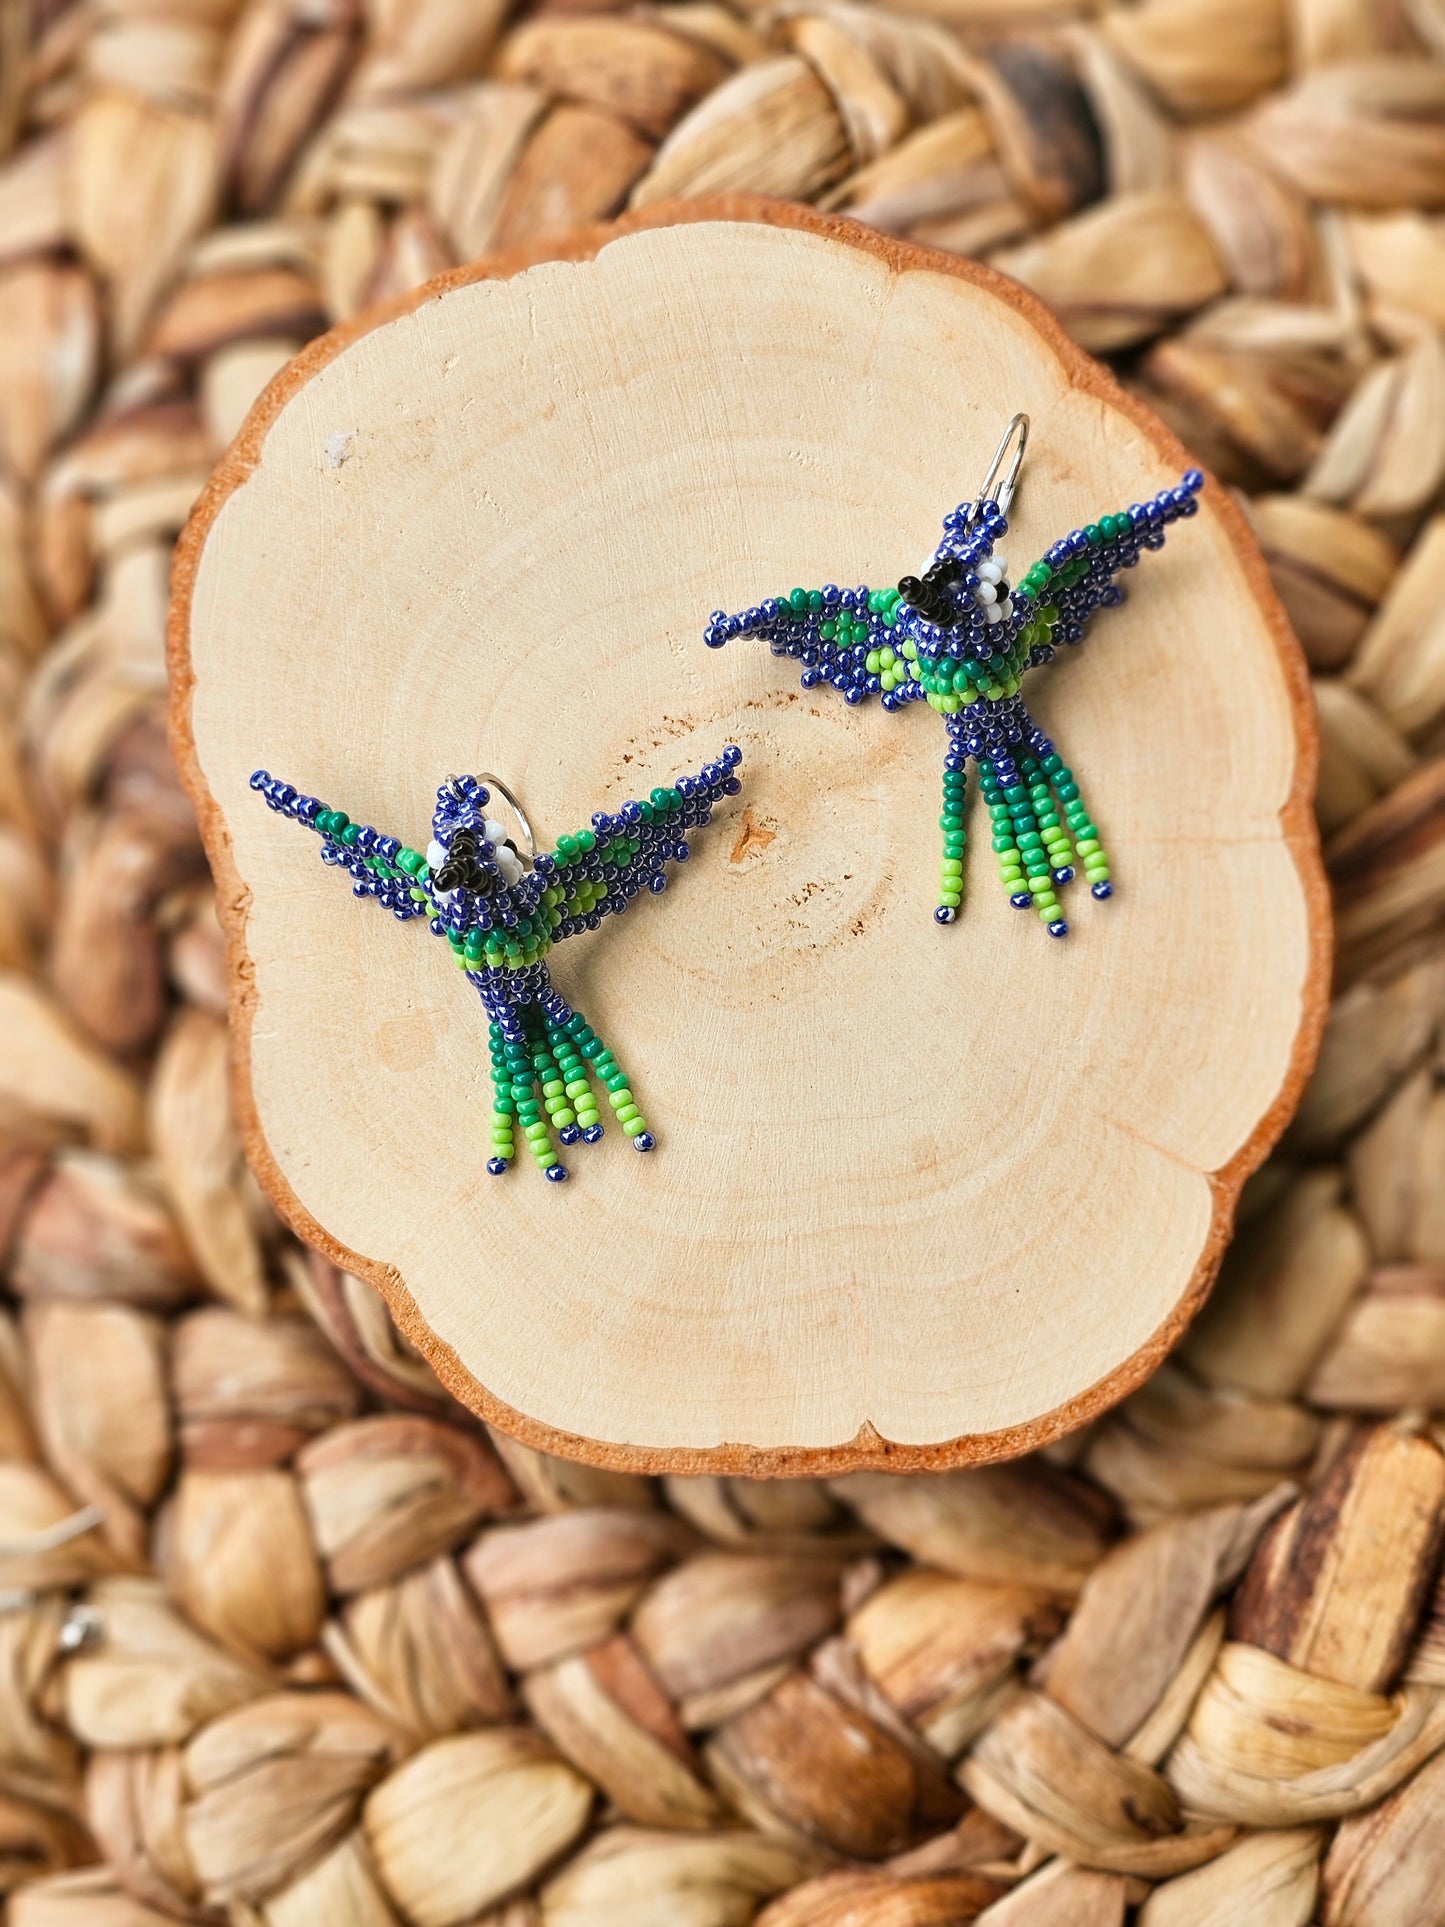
top-left (704, 416), bottom-right (1204, 937)
top-left (250, 750), bottom-right (742, 1180)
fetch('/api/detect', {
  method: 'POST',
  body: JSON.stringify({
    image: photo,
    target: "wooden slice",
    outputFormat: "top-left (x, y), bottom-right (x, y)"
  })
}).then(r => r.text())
top-left (170, 199), bottom-right (1329, 1475)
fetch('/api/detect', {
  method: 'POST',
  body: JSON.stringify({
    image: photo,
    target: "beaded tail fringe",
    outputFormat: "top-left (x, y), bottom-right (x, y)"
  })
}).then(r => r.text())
top-left (937, 714), bottom-right (1111, 939)
top-left (486, 1003), bottom-right (649, 1183)
top-left (706, 467), bottom-right (1203, 937)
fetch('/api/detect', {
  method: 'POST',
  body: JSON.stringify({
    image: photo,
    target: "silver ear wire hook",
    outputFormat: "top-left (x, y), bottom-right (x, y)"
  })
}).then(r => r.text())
top-left (970, 413), bottom-right (1030, 525)
top-left (476, 773), bottom-right (536, 864)
top-left (442, 773), bottom-right (536, 863)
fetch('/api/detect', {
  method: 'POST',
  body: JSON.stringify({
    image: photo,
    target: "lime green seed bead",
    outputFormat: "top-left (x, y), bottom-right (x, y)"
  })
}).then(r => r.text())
top-left (622, 1116), bottom-right (648, 1138)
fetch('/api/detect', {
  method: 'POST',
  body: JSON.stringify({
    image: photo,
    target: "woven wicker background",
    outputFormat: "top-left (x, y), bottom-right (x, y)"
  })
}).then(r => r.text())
top-left (3, 0), bottom-right (1445, 1920)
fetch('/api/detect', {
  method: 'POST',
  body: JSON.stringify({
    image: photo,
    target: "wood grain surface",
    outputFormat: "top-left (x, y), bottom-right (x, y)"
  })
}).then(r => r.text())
top-left (169, 199), bottom-right (1329, 1474)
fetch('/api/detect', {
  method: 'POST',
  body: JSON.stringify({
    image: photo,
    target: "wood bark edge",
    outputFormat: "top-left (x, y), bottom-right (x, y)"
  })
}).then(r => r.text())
top-left (166, 195), bottom-right (1332, 1477)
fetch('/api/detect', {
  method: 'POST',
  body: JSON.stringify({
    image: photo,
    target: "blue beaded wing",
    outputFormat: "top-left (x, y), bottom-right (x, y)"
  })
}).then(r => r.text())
top-left (249, 773), bottom-right (445, 919)
top-left (705, 581), bottom-right (917, 707)
top-left (524, 748), bottom-right (743, 944)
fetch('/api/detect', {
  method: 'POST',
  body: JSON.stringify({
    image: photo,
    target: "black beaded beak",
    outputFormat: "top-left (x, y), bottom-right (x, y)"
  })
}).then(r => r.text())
top-left (435, 827), bottom-right (494, 895)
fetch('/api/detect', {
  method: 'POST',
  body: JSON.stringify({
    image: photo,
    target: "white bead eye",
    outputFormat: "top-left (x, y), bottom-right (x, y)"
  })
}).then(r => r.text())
top-left (978, 559), bottom-right (1003, 584)
top-left (483, 818), bottom-right (507, 847)
top-left (985, 603), bottom-right (1003, 625)
top-left (999, 596), bottom-right (1013, 619)
top-left (976, 581), bottom-right (997, 605)
top-left (426, 839), bottom-right (447, 871)
top-left (993, 556), bottom-right (1008, 576)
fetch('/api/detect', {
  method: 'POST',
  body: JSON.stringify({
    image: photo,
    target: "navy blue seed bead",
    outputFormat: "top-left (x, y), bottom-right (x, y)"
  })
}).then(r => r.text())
top-left (934, 905), bottom-right (955, 924)
top-left (1048, 919), bottom-right (1069, 938)
top-left (544, 1164), bottom-right (568, 1182)
top-left (634, 1133), bottom-right (655, 1152)
top-left (1010, 891), bottom-right (1033, 909)
top-left (486, 1158), bottom-right (508, 1177)
top-left (1092, 880), bottom-right (1113, 899)
top-left (583, 1124), bottom-right (604, 1143)
top-left (1053, 866), bottom-right (1075, 885)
